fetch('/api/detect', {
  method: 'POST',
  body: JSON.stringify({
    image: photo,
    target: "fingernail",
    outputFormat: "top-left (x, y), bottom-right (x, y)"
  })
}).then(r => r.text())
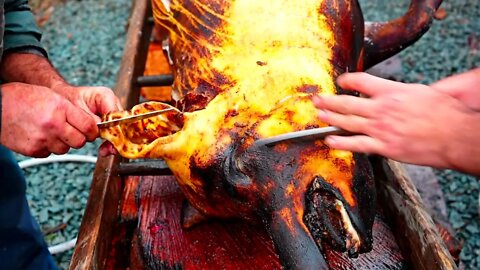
top-left (325, 136), bottom-right (336, 146)
top-left (312, 95), bottom-right (321, 105)
top-left (318, 109), bottom-right (328, 120)
top-left (336, 74), bottom-right (348, 85)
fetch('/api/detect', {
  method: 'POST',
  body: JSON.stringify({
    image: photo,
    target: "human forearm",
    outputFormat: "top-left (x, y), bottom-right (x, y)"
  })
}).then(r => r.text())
top-left (431, 68), bottom-right (480, 111)
top-left (444, 112), bottom-right (480, 176)
top-left (0, 52), bottom-right (68, 89)
top-left (431, 68), bottom-right (480, 92)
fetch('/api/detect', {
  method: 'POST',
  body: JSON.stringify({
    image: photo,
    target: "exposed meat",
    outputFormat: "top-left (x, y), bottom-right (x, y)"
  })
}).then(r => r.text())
top-left (101, 0), bottom-right (443, 268)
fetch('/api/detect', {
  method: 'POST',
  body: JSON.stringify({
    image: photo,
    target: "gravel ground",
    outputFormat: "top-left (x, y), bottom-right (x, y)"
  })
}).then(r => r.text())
top-left (13, 0), bottom-right (478, 269)
top-left (15, 0), bottom-right (132, 268)
top-left (358, 0), bottom-right (480, 268)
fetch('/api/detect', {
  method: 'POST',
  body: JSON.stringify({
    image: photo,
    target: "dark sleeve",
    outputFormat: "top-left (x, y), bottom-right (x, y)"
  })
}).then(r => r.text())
top-left (3, 0), bottom-right (48, 57)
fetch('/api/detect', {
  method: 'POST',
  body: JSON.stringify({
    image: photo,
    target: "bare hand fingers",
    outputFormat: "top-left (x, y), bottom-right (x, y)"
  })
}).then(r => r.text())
top-left (47, 139), bottom-right (70, 155)
top-left (60, 125), bottom-right (87, 148)
top-left (91, 87), bottom-right (123, 114)
top-left (337, 72), bottom-right (403, 97)
top-left (98, 141), bottom-right (118, 157)
top-left (325, 135), bottom-right (384, 155)
top-left (313, 95), bottom-right (376, 118)
top-left (66, 103), bottom-right (99, 141)
top-left (29, 148), bottom-right (51, 158)
top-left (318, 109), bottom-right (370, 134)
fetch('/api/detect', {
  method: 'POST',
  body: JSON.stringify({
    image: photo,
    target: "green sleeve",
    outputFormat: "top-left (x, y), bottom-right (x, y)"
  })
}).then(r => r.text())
top-left (3, 0), bottom-right (48, 57)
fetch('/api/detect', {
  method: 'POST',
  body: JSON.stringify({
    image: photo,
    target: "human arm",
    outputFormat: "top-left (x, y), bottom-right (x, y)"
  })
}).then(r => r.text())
top-left (0, 0), bottom-right (121, 157)
top-left (0, 52), bottom-right (122, 120)
top-left (430, 68), bottom-right (480, 111)
top-left (0, 52), bottom-right (122, 157)
top-left (312, 71), bottom-right (480, 176)
top-left (0, 82), bottom-right (98, 157)
top-left (3, 0), bottom-right (47, 56)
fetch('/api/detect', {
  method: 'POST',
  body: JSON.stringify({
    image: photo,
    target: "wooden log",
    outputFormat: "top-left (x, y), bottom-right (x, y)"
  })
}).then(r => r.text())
top-left (372, 157), bottom-right (457, 270)
top-left (118, 160), bottom-right (172, 176)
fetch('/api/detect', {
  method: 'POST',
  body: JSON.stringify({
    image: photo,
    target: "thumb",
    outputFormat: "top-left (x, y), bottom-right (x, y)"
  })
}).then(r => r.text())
top-left (98, 141), bottom-right (118, 157)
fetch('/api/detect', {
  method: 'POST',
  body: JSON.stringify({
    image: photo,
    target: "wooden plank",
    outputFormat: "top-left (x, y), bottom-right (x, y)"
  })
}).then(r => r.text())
top-left (70, 156), bottom-right (123, 270)
top-left (70, 0), bottom-right (153, 269)
top-left (135, 175), bottom-right (406, 269)
top-left (120, 176), bottom-right (140, 221)
top-left (403, 165), bottom-right (448, 219)
top-left (135, 175), bottom-right (283, 270)
top-left (373, 157), bottom-right (457, 270)
top-left (403, 165), bottom-right (462, 263)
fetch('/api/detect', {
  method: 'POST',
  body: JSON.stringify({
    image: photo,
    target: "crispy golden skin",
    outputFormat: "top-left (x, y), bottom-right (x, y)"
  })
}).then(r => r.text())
top-left (102, 0), bottom-right (358, 212)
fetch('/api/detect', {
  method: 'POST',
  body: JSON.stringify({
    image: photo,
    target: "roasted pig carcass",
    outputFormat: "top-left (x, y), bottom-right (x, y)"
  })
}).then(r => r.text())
top-left (100, 0), bottom-right (443, 268)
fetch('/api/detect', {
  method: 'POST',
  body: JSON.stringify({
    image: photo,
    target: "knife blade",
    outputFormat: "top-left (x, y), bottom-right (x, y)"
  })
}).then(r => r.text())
top-left (97, 107), bottom-right (178, 129)
top-left (254, 126), bottom-right (352, 147)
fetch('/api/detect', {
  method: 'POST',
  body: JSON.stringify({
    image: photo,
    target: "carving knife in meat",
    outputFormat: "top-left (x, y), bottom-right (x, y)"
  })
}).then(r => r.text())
top-left (254, 126), bottom-right (352, 147)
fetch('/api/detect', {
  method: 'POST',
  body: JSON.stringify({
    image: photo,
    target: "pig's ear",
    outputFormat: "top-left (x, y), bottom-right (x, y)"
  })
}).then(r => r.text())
top-left (99, 101), bottom-right (183, 159)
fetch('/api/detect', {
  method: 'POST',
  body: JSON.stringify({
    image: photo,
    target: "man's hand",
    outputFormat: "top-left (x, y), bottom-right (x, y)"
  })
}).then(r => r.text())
top-left (50, 83), bottom-right (123, 156)
top-left (51, 83), bottom-right (123, 122)
top-left (0, 52), bottom-right (123, 157)
top-left (430, 68), bottom-right (480, 111)
top-left (0, 83), bottom-right (98, 157)
top-left (312, 72), bottom-right (480, 175)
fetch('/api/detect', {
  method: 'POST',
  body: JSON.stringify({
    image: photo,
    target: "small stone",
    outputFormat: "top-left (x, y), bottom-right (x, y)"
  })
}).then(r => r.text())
top-left (434, 8), bottom-right (448, 21)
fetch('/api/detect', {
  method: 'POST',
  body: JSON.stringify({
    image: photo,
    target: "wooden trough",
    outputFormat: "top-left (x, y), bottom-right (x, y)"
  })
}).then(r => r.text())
top-left (70, 1), bottom-right (458, 269)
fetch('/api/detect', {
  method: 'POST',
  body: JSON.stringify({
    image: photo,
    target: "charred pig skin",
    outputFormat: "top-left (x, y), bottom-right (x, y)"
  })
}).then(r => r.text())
top-left (100, 0), bottom-right (443, 269)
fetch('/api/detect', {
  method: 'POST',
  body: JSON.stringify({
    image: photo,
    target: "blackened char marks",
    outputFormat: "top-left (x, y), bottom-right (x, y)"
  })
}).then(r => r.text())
top-left (180, 72), bottom-right (235, 112)
top-left (175, 0), bottom-right (231, 43)
top-left (319, 0), bottom-right (364, 74)
top-left (297, 84), bottom-right (320, 94)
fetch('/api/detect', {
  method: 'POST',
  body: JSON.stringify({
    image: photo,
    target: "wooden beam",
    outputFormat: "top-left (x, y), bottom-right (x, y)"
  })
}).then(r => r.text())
top-left (70, 0), bottom-right (153, 269)
top-left (69, 156), bottom-right (123, 270)
top-left (373, 157), bottom-right (457, 270)
top-left (118, 160), bottom-right (172, 176)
